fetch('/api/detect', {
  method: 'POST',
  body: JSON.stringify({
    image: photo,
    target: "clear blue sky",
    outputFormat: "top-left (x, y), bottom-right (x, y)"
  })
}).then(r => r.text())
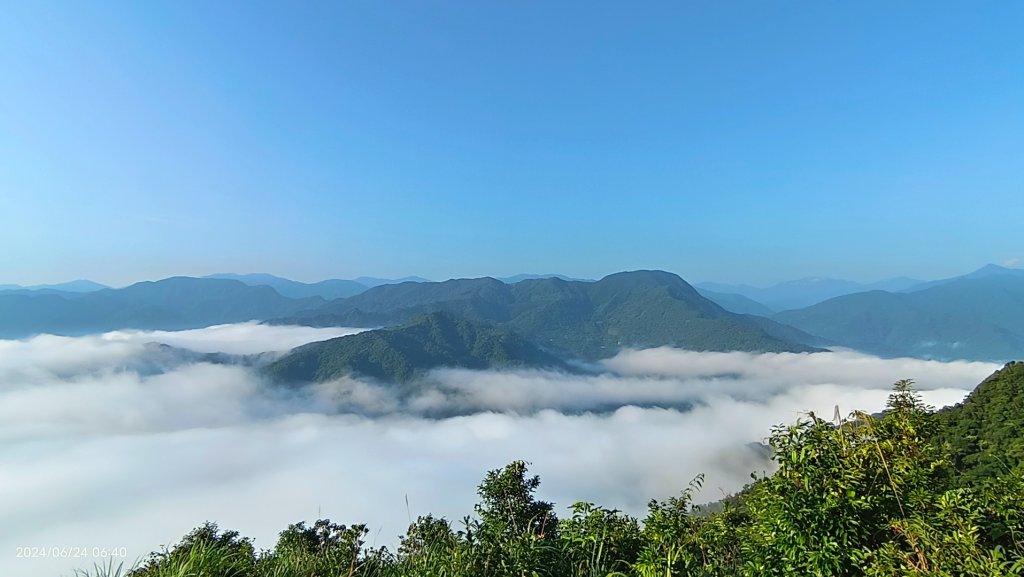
top-left (2, 1), bottom-right (1021, 287)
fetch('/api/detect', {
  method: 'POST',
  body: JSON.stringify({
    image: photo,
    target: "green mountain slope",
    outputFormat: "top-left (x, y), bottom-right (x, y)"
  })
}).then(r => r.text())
top-left (933, 361), bottom-right (1024, 484)
top-left (274, 270), bottom-right (819, 359)
top-left (265, 311), bottom-right (567, 383)
top-left (775, 276), bottom-right (1024, 361)
top-left (0, 277), bottom-right (324, 338)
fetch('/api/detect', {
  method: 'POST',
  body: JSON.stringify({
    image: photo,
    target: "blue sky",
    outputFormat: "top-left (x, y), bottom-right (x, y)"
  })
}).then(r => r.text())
top-left (2, 2), bottom-right (1021, 287)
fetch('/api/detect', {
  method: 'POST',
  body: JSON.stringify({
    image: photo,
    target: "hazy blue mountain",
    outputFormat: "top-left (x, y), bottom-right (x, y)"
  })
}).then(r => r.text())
top-left (962, 263), bottom-right (1024, 280)
top-left (696, 288), bottom-right (776, 316)
top-left (498, 274), bottom-right (594, 284)
top-left (206, 273), bottom-right (368, 300)
top-left (734, 312), bottom-right (834, 349)
top-left (265, 311), bottom-right (567, 383)
top-left (697, 276), bottom-right (924, 311)
top-left (698, 265), bottom-right (1023, 312)
top-left (353, 276), bottom-right (430, 287)
top-left (0, 279), bottom-right (109, 293)
top-left (0, 277), bottom-right (324, 338)
top-left (906, 264), bottom-right (1024, 293)
top-left (273, 270), bottom-right (820, 359)
top-left (775, 275), bottom-right (1024, 361)
top-left (864, 276), bottom-right (927, 292)
top-left (0, 287), bottom-right (96, 298)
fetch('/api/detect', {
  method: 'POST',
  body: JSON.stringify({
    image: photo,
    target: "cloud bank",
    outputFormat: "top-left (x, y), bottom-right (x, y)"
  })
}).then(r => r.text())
top-left (0, 324), bottom-right (1000, 576)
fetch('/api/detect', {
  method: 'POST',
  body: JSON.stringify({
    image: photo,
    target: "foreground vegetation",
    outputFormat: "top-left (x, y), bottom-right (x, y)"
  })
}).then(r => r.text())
top-left (77, 363), bottom-right (1024, 577)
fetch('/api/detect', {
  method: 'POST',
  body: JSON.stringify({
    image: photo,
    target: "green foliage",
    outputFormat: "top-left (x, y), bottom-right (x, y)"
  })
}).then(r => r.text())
top-left (396, 515), bottom-right (464, 576)
top-left (72, 559), bottom-right (131, 577)
top-left (255, 519), bottom-right (368, 577)
top-left (78, 374), bottom-right (1024, 577)
top-left (462, 460), bottom-right (561, 577)
top-left (934, 362), bottom-right (1024, 484)
top-left (634, 475), bottom-right (744, 577)
top-left (131, 522), bottom-right (256, 577)
top-left (734, 381), bottom-right (945, 576)
top-left (560, 502), bottom-right (642, 576)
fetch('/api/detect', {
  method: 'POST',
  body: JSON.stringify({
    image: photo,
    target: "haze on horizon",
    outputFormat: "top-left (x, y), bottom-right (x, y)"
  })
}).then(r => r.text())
top-left (2, 2), bottom-right (1022, 287)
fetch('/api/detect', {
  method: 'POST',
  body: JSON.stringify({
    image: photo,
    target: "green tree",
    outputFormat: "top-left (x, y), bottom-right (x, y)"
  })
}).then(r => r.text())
top-left (464, 460), bottom-right (560, 577)
top-left (396, 515), bottom-right (466, 576)
top-left (256, 519), bottom-right (369, 577)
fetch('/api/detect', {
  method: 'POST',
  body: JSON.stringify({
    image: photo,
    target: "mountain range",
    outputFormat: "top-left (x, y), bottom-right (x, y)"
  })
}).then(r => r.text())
top-left (696, 276), bottom-right (925, 312)
top-left (775, 274), bottom-right (1024, 361)
top-left (2, 264), bottom-right (1022, 369)
top-left (0, 277), bottom-right (323, 338)
top-left (0, 279), bottom-right (110, 293)
top-left (271, 270), bottom-right (820, 360)
top-left (205, 273), bottom-right (369, 300)
top-left (696, 264), bottom-right (1024, 313)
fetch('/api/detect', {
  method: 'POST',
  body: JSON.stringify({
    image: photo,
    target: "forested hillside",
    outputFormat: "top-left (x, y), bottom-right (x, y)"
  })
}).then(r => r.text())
top-left (276, 270), bottom-right (819, 359)
top-left (265, 312), bottom-right (567, 383)
top-left (934, 360), bottom-right (1024, 485)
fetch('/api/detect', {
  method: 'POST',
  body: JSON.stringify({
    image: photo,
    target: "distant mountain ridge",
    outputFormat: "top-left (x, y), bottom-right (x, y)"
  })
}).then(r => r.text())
top-left (695, 288), bottom-right (776, 316)
top-left (0, 279), bottom-right (109, 293)
top-left (206, 273), bottom-right (368, 300)
top-left (905, 264), bottom-right (1024, 293)
top-left (696, 276), bottom-right (924, 311)
top-left (5, 264), bottom-right (1022, 362)
top-left (265, 311), bottom-right (567, 383)
top-left (354, 276), bottom-right (431, 287)
top-left (775, 275), bottom-right (1024, 361)
top-left (0, 277), bottom-right (324, 338)
top-left (696, 264), bottom-right (1024, 312)
top-left (498, 274), bottom-right (594, 284)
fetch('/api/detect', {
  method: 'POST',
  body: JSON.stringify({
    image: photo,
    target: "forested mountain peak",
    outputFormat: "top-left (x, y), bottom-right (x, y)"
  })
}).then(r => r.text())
top-left (274, 270), bottom-right (817, 359)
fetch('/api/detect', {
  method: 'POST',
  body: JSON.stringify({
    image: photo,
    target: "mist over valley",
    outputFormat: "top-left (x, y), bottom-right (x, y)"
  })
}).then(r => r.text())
top-left (0, 320), bottom-right (999, 575)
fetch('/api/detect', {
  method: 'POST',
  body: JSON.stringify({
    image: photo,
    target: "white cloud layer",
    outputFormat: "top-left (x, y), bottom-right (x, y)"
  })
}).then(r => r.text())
top-left (97, 322), bottom-right (365, 355)
top-left (0, 325), bottom-right (1001, 576)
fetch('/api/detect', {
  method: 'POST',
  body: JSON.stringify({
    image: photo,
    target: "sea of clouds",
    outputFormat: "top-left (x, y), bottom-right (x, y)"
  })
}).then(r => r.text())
top-left (0, 323), bottom-right (1000, 576)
